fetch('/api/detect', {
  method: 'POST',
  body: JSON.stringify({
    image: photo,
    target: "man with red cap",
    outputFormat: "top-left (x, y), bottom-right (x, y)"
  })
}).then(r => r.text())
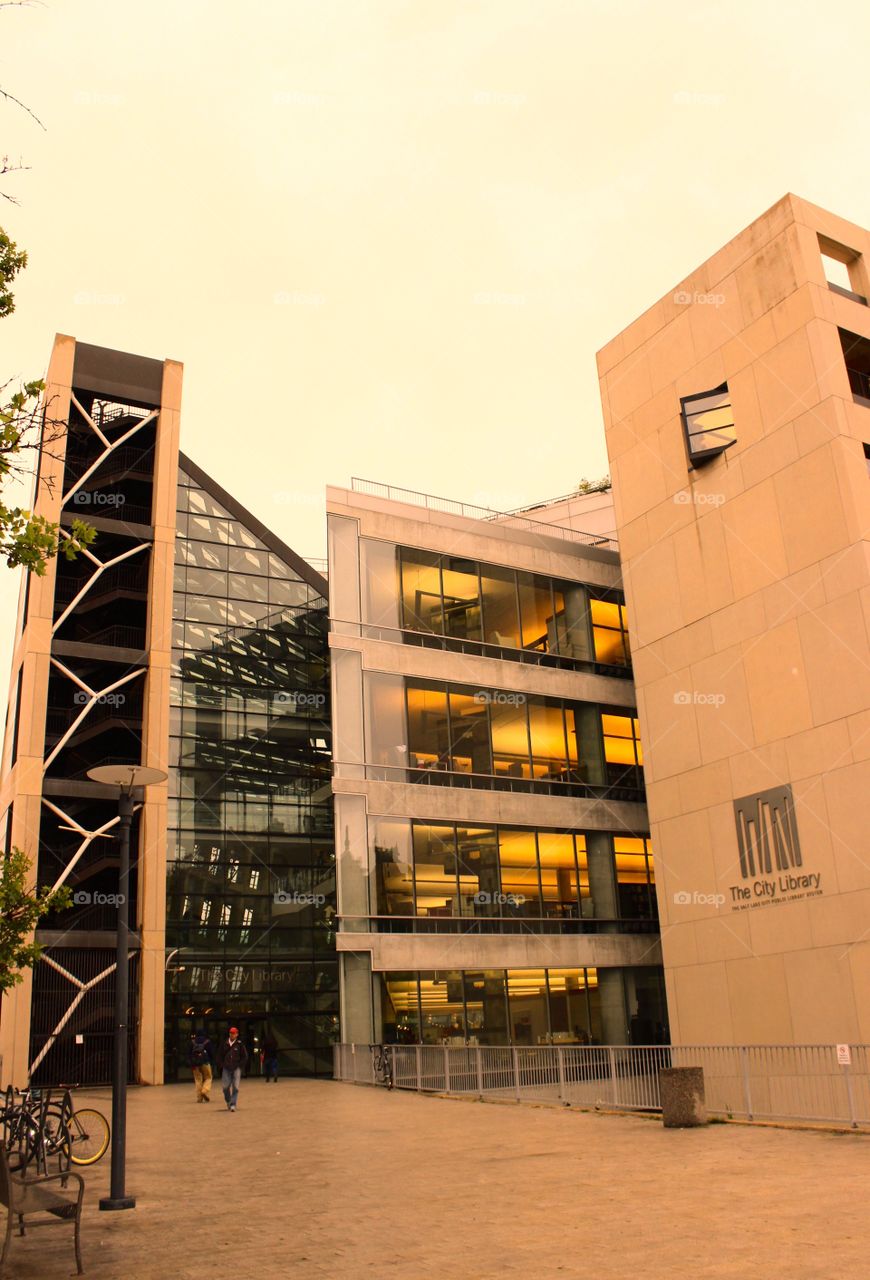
top-left (215, 1026), bottom-right (249, 1111)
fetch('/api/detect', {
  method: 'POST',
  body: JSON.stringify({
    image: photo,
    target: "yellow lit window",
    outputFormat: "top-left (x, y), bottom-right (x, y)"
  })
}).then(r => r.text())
top-left (602, 714), bottom-right (643, 766)
top-left (590, 598), bottom-right (630, 666)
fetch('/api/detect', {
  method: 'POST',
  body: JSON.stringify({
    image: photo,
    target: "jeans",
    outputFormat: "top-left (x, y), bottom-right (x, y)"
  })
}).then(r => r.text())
top-left (222, 1067), bottom-right (241, 1108)
top-left (264, 1055), bottom-right (279, 1079)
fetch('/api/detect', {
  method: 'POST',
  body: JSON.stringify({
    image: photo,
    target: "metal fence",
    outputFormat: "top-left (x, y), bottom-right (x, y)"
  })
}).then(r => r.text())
top-left (334, 1043), bottom-right (870, 1129)
top-left (350, 478), bottom-right (618, 551)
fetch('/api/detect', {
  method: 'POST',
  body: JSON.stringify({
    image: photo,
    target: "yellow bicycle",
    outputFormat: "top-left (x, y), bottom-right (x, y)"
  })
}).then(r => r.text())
top-left (46, 1085), bottom-right (110, 1166)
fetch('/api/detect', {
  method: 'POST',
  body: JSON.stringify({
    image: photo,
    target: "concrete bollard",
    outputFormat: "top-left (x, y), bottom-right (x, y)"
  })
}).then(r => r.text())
top-left (659, 1066), bottom-right (707, 1127)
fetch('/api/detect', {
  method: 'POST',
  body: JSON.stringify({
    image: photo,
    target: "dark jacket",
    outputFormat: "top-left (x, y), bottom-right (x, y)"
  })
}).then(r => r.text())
top-left (188, 1034), bottom-right (213, 1068)
top-left (216, 1037), bottom-right (249, 1072)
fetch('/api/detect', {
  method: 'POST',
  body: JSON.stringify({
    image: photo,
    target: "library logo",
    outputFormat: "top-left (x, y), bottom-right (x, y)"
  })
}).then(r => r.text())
top-left (729, 785), bottom-right (822, 910)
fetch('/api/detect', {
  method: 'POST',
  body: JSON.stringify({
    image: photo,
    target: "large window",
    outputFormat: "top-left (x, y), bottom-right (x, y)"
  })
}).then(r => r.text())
top-left (441, 557), bottom-right (483, 642)
top-left (368, 818), bottom-right (656, 928)
top-left (405, 685), bottom-right (449, 771)
top-left (400, 548), bottom-right (443, 633)
top-left (479, 562), bottom-right (521, 647)
top-left (413, 824), bottom-right (461, 917)
top-left (361, 539), bottom-right (631, 671)
top-left (602, 714), bottom-right (643, 790)
top-left (379, 965), bottom-right (668, 1046)
top-left (400, 678), bottom-right (638, 794)
top-left (590, 598), bottom-right (630, 666)
top-left (456, 824), bottom-right (500, 916)
top-left (614, 836), bottom-right (655, 919)
top-left (373, 819), bottom-right (414, 917)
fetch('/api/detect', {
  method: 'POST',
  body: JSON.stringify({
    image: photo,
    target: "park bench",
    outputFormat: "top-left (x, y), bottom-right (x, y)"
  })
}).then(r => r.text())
top-left (0, 1143), bottom-right (84, 1275)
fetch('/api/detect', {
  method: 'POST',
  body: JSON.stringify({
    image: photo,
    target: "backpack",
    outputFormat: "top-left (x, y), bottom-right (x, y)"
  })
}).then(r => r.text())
top-left (191, 1040), bottom-right (209, 1065)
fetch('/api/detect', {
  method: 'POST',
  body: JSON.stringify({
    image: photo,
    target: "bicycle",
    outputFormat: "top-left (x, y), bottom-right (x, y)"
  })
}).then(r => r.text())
top-left (1, 1085), bottom-right (71, 1175)
top-left (47, 1085), bottom-right (110, 1167)
top-left (370, 1044), bottom-right (394, 1090)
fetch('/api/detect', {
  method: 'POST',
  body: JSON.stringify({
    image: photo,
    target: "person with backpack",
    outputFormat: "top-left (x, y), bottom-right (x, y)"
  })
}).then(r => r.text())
top-left (215, 1026), bottom-right (249, 1111)
top-left (189, 1030), bottom-right (213, 1103)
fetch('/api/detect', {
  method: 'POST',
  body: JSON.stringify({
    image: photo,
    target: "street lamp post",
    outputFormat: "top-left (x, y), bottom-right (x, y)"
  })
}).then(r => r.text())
top-left (87, 764), bottom-right (167, 1212)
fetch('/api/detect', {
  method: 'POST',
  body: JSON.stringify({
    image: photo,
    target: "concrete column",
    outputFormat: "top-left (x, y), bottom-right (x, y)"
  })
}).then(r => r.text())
top-left (136, 358), bottom-right (182, 1085)
top-left (341, 952), bottom-right (375, 1044)
top-left (598, 968), bottom-right (628, 1045)
top-left (335, 792), bottom-right (371, 929)
top-left (586, 831), bottom-right (618, 921)
top-left (0, 336), bottom-right (74, 1088)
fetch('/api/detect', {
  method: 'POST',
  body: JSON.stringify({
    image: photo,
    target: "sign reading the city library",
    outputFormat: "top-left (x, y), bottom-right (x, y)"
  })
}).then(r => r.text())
top-left (729, 785), bottom-right (822, 911)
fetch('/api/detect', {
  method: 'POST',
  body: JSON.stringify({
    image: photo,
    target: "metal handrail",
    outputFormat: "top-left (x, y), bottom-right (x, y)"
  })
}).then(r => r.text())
top-left (331, 618), bottom-right (633, 677)
top-left (336, 914), bottom-right (658, 933)
top-left (350, 478), bottom-right (618, 551)
top-left (90, 399), bottom-right (153, 426)
top-left (334, 1042), bottom-right (870, 1128)
top-left (345, 760), bottom-right (645, 803)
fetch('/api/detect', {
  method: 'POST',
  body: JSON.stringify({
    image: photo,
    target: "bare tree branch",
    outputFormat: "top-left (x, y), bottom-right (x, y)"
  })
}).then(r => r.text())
top-left (0, 85), bottom-right (46, 131)
top-left (0, 156), bottom-right (30, 204)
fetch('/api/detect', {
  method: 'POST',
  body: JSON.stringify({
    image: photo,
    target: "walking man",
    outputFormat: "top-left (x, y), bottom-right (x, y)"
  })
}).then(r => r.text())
top-left (262, 1031), bottom-right (279, 1082)
top-left (216, 1026), bottom-right (249, 1111)
top-left (189, 1030), bottom-right (213, 1103)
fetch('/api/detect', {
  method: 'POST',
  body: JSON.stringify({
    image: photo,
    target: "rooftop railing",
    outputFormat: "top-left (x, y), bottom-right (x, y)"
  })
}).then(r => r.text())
top-left (350, 478), bottom-right (618, 552)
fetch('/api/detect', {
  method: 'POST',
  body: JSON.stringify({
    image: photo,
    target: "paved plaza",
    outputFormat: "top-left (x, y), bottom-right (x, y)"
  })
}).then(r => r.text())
top-left (8, 1079), bottom-right (869, 1279)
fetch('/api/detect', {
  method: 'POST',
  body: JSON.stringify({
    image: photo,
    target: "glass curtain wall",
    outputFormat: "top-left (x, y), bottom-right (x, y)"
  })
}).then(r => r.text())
top-left (165, 466), bottom-right (336, 1079)
top-left (365, 674), bottom-right (644, 795)
top-left (379, 967), bottom-right (668, 1046)
top-left (368, 818), bottom-right (657, 927)
top-left (360, 539), bottom-right (630, 670)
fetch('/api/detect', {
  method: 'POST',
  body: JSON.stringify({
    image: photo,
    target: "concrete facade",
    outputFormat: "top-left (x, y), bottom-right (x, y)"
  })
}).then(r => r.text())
top-left (327, 484), bottom-right (665, 1048)
top-left (597, 195), bottom-right (870, 1045)
top-left (0, 337), bottom-right (334, 1087)
top-left (0, 336), bottom-right (177, 1088)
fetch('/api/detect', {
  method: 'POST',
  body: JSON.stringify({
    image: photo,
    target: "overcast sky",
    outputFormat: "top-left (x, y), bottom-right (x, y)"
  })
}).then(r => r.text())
top-left (2, 0), bottom-right (869, 696)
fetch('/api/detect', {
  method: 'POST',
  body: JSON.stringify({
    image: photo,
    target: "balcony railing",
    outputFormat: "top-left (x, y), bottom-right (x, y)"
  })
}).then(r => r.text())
top-left (338, 914), bottom-right (658, 935)
top-left (55, 623), bottom-right (146, 650)
top-left (350, 478), bottom-right (618, 551)
top-left (54, 564), bottom-right (149, 606)
top-left (337, 618), bottom-right (632, 678)
top-left (348, 761), bottom-right (645, 804)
